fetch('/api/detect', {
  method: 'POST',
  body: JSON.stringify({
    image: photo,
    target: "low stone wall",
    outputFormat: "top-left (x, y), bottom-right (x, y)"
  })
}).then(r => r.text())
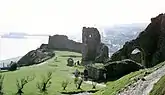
top-left (48, 35), bottom-right (82, 53)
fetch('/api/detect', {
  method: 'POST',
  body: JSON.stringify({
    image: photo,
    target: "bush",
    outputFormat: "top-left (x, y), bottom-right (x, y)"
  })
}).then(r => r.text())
top-left (36, 71), bottom-right (52, 94)
top-left (67, 58), bottom-right (74, 66)
top-left (8, 63), bottom-right (17, 71)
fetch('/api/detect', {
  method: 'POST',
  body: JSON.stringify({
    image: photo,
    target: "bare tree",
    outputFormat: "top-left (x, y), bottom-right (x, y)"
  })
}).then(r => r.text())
top-left (0, 74), bottom-right (5, 95)
top-left (16, 75), bottom-right (35, 95)
top-left (61, 80), bottom-right (69, 90)
top-left (92, 81), bottom-right (97, 89)
top-left (36, 71), bottom-right (52, 94)
top-left (77, 78), bottom-right (83, 90)
top-left (74, 77), bottom-right (83, 90)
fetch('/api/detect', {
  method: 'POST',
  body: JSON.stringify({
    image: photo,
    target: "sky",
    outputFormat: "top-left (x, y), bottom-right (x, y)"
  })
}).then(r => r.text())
top-left (0, 0), bottom-right (165, 36)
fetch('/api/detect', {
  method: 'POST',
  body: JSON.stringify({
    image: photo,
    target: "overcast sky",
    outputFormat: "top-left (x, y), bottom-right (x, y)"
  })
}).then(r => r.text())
top-left (0, 0), bottom-right (164, 35)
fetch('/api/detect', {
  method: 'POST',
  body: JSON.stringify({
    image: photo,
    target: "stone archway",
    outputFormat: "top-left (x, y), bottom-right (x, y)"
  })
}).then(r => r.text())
top-left (130, 46), bottom-right (146, 67)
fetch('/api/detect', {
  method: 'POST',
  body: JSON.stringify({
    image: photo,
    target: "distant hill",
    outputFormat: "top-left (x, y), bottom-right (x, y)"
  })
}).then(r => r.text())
top-left (66, 23), bottom-right (147, 55)
top-left (102, 23), bottom-right (148, 55)
top-left (1, 32), bottom-right (28, 38)
top-left (0, 56), bottom-right (22, 66)
top-left (0, 32), bottom-right (50, 38)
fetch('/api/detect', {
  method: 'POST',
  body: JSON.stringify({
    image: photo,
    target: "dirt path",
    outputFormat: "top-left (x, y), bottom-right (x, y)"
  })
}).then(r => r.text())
top-left (119, 65), bottom-right (165, 95)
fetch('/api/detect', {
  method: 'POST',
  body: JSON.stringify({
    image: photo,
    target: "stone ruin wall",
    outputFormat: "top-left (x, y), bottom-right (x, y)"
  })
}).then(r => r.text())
top-left (48, 35), bottom-right (82, 53)
top-left (82, 27), bottom-right (109, 65)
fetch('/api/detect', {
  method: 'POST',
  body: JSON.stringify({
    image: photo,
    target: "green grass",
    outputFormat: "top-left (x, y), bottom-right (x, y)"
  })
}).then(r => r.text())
top-left (94, 61), bottom-right (165, 95)
top-left (0, 51), bottom-right (102, 95)
top-left (2, 50), bottom-right (165, 95)
top-left (150, 75), bottom-right (165, 95)
top-left (94, 70), bottom-right (145, 95)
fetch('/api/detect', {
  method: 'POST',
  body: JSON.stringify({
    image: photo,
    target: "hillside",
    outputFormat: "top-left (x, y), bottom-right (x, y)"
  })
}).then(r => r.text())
top-left (94, 61), bottom-right (165, 95)
top-left (93, 13), bottom-right (165, 95)
top-left (2, 51), bottom-right (165, 95)
top-left (0, 51), bottom-right (104, 95)
top-left (102, 23), bottom-right (147, 54)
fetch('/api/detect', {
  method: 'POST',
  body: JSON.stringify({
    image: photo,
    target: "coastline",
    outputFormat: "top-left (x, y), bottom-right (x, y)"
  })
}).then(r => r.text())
top-left (0, 56), bottom-right (22, 66)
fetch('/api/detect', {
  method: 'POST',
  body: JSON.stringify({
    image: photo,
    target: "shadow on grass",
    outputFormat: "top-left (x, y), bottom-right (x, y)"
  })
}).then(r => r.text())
top-left (90, 75), bottom-right (127, 83)
top-left (61, 89), bottom-right (99, 94)
top-left (0, 70), bottom-right (10, 73)
top-left (60, 55), bottom-right (82, 58)
top-left (54, 60), bottom-right (61, 62)
top-left (48, 64), bottom-right (58, 67)
top-left (60, 69), bottom-right (69, 72)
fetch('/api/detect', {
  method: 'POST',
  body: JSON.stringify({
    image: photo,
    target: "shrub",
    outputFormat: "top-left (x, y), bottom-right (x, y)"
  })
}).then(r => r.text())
top-left (36, 71), bottom-right (52, 94)
top-left (67, 58), bottom-right (74, 66)
top-left (8, 63), bottom-right (17, 71)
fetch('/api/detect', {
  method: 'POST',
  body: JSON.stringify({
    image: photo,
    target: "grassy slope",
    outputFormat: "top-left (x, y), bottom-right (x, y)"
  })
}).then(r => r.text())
top-left (94, 61), bottom-right (165, 95)
top-left (150, 75), bottom-right (165, 95)
top-left (94, 70), bottom-right (145, 95)
top-left (1, 51), bottom-right (101, 95)
top-left (2, 50), bottom-right (165, 95)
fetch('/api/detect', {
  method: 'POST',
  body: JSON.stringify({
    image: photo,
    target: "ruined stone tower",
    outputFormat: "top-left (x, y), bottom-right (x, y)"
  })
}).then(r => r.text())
top-left (82, 27), bottom-right (109, 65)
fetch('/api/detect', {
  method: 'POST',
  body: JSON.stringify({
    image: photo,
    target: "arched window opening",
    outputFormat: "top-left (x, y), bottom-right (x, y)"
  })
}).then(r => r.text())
top-left (130, 47), bottom-right (145, 66)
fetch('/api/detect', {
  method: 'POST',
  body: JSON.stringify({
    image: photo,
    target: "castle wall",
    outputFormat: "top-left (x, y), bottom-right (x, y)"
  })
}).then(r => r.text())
top-left (48, 35), bottom-right (82, 53)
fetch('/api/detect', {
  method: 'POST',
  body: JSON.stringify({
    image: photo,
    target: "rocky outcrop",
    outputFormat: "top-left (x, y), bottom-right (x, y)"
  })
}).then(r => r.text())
top-left (105, 59), bottom-right (144, 78)
top-left (95, 43), bottom-right (109, 63)
top-left (86, 63), bottom-right (106, 81)
top-left (110, 13), bottom-right (165, 67)
top-left (82, 27), bottom-right (109, 65)
top-left (48, 35), bottom-right (82, 53)
top-left (86, 59), bottom-right (144, 81)
top-left (17, 44), bottom-right (54, 66)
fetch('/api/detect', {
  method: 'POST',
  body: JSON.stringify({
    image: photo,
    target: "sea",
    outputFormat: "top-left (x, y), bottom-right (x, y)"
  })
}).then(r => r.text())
top-left (0, 36), bottom-right (49, 66)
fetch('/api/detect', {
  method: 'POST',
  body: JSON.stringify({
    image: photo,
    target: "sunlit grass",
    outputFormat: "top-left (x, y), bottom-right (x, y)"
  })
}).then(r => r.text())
top-left (150, 75), bottom-right (165, 95)
top-left (94, 61), bottom-right (165, 95)
top-left (1, 51), bottom-right (102, 95)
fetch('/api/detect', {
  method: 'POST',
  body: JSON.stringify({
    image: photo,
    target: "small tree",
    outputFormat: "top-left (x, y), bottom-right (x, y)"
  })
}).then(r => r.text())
top-left (16, 75), bottom-right (35, 95)
top-left (74, 77), bottom-right (83, 90)
top-left (92, 81), bottom-right (97, 89)
top-left (76, 78), bottom-right (83, 89)
top-left (61, 80), bottom-right (69, 90)
top-left (36, 72), bottom-right (52, 94)
top-left (0, 74), bottom-right (5, 95)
